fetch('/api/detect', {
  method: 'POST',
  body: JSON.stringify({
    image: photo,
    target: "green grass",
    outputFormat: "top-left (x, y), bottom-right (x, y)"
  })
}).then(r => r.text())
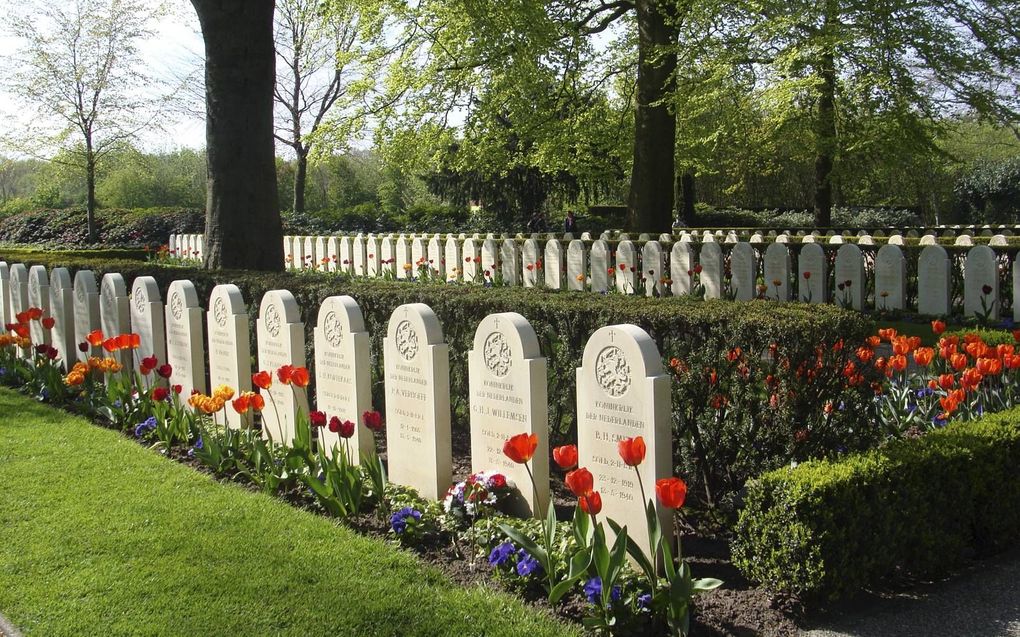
top-left (0, 389), bottom-right (577, 637)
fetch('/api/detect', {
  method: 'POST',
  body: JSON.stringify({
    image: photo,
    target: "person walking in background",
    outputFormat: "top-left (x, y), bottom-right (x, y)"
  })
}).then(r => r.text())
top-left (564, 210), bottom-right (577, 233)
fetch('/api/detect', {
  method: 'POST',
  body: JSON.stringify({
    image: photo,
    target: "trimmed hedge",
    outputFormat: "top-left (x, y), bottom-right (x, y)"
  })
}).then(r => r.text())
top-left (0, 250), bottom-right (879, 505)
top-left (732, 410), bottom-right (1020, 602)
top-left (0, 207), bottom-right (203, 248)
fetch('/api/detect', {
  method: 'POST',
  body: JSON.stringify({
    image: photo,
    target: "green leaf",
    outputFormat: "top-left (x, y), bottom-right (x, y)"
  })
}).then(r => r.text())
top-left (607, 517), bottom-right (654, 584)
top-left (498, 523), bottom-right (546, 565)
top-left (692, 577), bottom-right (723, 593)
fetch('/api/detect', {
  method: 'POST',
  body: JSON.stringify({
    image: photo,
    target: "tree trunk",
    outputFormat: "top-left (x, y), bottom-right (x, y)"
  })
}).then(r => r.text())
top-left (85, 153), bottom-right (97, 243)
top-left (293, 148), bottom-right (308, 215)
top-left (812, 10), bottom-right (837, 227)
top-left (191, 0), bottom-right (283, 271)
top-left (681, 169), bottom-right (696, 226)
top-left (627, 0), bottom-right (677, 233)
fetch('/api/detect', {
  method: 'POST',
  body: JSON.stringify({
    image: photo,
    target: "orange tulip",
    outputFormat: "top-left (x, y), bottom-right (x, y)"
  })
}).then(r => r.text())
top-left (252, 370), bottom-right (272, 390)
top-left (938, 373), bottom-right (955, 390)
top-left (86, 329), bottom-right (104, 347)
top-left (503, 432), bottom-right (538, 464)
top-left (290, 366), bottom-right (310, 388)
top-left (232, 394), bottom-right (251, 414)
top-left (877, 328), bottom-right (897, 342)
top-left (867, 336), bottom-right (881, 348)
top-left (552, 445), bottom-right (578, 470)
top-left (565, 467), bottom-right (594, 497)
top-left (950, 353), bottom-right (968, 371)
top-left (579, 491), bottom-right (602, 515)
top-left (939, 395), bottom-right (959, 414)
top-left (656, 477), bottom-right (687, 509)
top-left (115, 334), bottom-right (132, 349)
top-left (27, 307), bottom-right (43, 321)
top-left (892, 337), bottom-right (910, 356)
top-left (856, 347), bottom-right (874, 363)
top-left (617, 436), bottom-right (646, 467)
top-left (102, 338), bottom-right (118, 352)
top-left (931, 320), bottom-right (946, 335)
top-left (130, 333), bottom-right (141, 349)
top-left (997, 344), bottom-right (1014, 359)
top-left (251, 393), bottom-right (265, 411)
top-left (889, 355), bottom-right (908, 373)
top-left (277, 364), bottom-right (295, 385)
top-left (913, 347), bottom-right (934, 367)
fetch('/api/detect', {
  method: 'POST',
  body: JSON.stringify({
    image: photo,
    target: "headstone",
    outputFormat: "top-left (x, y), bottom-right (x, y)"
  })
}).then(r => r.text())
top-left (801, 234), bottom-right (816, 243)
top-left (293, 236), bottom-right (306, 270)
top-left (256, 290), bottom-right (308, 444)
top-left (208, 284), bottom-right (252, 429)
top-left (130, 277), bottom-right (167, 373)
top-left (315, 236), bottom-right (329, 271)
top-left (590, 240), bottom-right (611, 293)
top-left (304, 236), bottom-right (317, 270)
top-left (352, 234), bottom-right (367, 276)
top-left (919, 234), bottom-right (937, 246)
top-left (395, 235), bottom-right (412, 279)
top-left (522, 239), bottom-right (541, 288)
top-left (165, 280), bottom-right (206, 398)
top-left (906, 230), bottom-right (919, 239)
top-left (0, 262), bottom-right (9, 326)
top-left (500, 239), bottom-right (521, 286)
top-left (834, 244), bottom-right (866, 310)
top-left (658, 233), bottom-right (672, 243)
top-left (980, 229), bottom-right (994, 237)
top-left (427, 236), bottom-right (446, 279)
top-left (100, 273), bottom-right (131, 371)
top-left (798, 244), bottom-right (827, 304)
top-left (942, 229), bottom-right (957, 238)
top-left (1014, 255), bottom-right (1020, 324)
top-left (827, 235), bottom-right (844, 244)
top-left (384, 303), bottom-right (452, 500)
top-left (27, 266), bottom-right (52, 348)
top-left (366, 235), bottom-right (381, 277)
top-left (380, 236), bottom-right (396, 277)
top-left (314, 296), bottom-right (373, 461)
top-left (49, 268), bottom-right (75, 370)
top-left (700, 242), bottom-right (723, 299)
top-left (462, 238), bottom-right (481, 283)
top-left (887, 234), bottom-right (905, 246)
top-left (8, 263), bottom-right (27, 319)
top-left (615, 240), bottom-right (638, 294)
top-left (775, 234), bottom-right (789, 244)
top-left (954, 235), bottom-right (973, 247)
top-left (411, 236), bottom-right (427, 277)
top-left (990, 234), bottom-right (1008, 247)
top-left (858, 235), bottom-right (874, 245)
top-left (577, 324), bottom-right (672, 557)
top-left (763, 243), bottom-right (791, 301)
top-left (468, 312), bottom-right (549, 517)
top-left (641, 241), bottom-right (665, 297)
top-left (964, 245), bottom-right (999, 319)
top-left (918, 245), bottom-right (951, 316)
top-left (481, 238), bottom-right (500, 283)
top-left (544, 239), bottom-right (564, 290)
top-left (567, 240), bottom-right (588, 291)
top-left (750, 233), bottom-right (764, 244)
top-left (195, 236), bottom-right (204, 262)
top-left (444, 237), bottom-right (462, 282)
top-left (338, 236), bottom-right (353, 273)
top-left (874, 245), bottom-right (907, 311)
top-left (73, 270), bottom-right (101, 362)
top-left (580, 232), bottom-right (592, 241)
top-left (730, 242), bottom-right (758, 301)
top-left (670, 241), bottom-right (694, 296)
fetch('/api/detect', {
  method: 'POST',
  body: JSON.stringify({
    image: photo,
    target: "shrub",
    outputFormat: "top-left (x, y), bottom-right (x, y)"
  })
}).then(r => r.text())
top-left (731, 410), bottom-right (1020, 602)
top-left (687, 206), bottom-right (921, 229)
top-left (0, 207), bottom-right (203, 248)
top-left (955, 156), bottom-right (1020, 223)
top-left (0, 250), bottom-right (877, 505)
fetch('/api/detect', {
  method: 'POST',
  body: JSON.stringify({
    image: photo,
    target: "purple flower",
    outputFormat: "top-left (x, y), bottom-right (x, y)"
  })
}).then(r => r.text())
top-left (637, 593), bottom-right (652, 610)
top-left (515, 549), bottom-right (541, 577)
top-left (390, 507), bottom-right (421, 534)
top-left (134, 416), bottom-right (157, 438)
top-left (488, 542), bottom-right (515, 566)
top-left (583, 577), bottom-right (621, 604)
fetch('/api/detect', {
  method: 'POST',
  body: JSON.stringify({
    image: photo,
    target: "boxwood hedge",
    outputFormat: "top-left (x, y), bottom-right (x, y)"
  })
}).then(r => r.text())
top-left (732, 409), bottom-right (1020, 602)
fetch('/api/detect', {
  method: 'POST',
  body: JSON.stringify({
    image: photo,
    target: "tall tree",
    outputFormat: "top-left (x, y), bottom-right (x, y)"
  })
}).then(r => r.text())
top-left (191, 0), bottom-right (284, 270)
top-left (274, 0), bottom-right (385, 214)
top-left (2, 0), bottom-right (166, 242)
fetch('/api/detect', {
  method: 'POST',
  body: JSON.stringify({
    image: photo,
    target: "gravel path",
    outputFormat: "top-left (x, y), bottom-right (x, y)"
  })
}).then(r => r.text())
top-left (0, 611), bottom-right (22, 637)
top-left (800, 548), bottom-right (1020, 637)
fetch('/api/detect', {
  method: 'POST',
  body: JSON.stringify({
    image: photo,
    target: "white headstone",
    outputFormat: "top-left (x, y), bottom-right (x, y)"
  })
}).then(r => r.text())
top-left (130, 277), bottom-right (167, 373)
top-left (834, 244), bottom-right (865, 310)
top-left (73, 271), bottom-right (101, 362)
top-left (500, 239), bottom-right (521, 286)
top-left (444, 237), bottom-right (462, 282)
top-left (338, 236), bottom-right (353, 273)
top-left (700, 242), bottom-right (723, 299)
top-left (427, 236), bottom-right (445, 279)
top-left (874, 245), bottom-right (907, 311)
top-left (100, 273), bottom-right (131, 370)
top-left (352, 234), bottom-right (367, 276)
top-left (990, 234), bottom-right (1008, 247)
top-left (27, 266), bottom-right (52, 348)
top-left (462, 238), bottom-right (481, 283)
top-left (395, 235), bottom-right (412, 279)
top-left (567, 240), bottom-right (588, 291)
top-left (522, 239), bottom-right (541, 288)
top-left (641, 241), bottom-right (665, 297)
top-left (315, 296), bottom-right (373, 461)
top-left (590, 240), bottom-right (610, 293)
top-left (315, 236), bottom-right (329, 271)
top-left (256, 290), bottom-right (308, 444)
top-left (481, 238), bottom-right (500, 284)
top-left (165, 280), bottom-right (206, 397)
top-left (964, 245), bottom-right (999, 319)
top-left (955, 235), bottom-right (974, 247)
top-left (8, 263), bottom-right (27, 320)
top-left (577, 325), bottom-right (672, 557)
top-left (208, 284), bottom-right (252, 429)
top-left (730, 242), bottom-right (758, 302)
top-left (615, 240), bottom-right (638, 294)
top-left (828, 235), bottom-right (844, 244)
top-left (763, 243), bottom-right (791, 302)
top-left (887, 234), bottom-right (905, 246)
top-left (919, 234), bottom-right (937, 246)
top-left (918, 245), bottom-right (951, 316)
top-left (49, 268), bottom-right (75, 370)
top-left (384, 303), bottom-right (452, 500)
top-left (544, 239), bottom-right (564, 290)
top-left (380, 236), bottom-right (396, 277)
top-left (468, 312), bottom-right (549, 517)
top-left (798, 244), bottom-right (827, 304)
top-left (304, 236), bottom-right (317, 270)
top-left (670, 241), bottom-right (694, 296)
top-left (293, 236), bottom-right (306, 270)
top-left (0, 262), bottom-right (9, 326)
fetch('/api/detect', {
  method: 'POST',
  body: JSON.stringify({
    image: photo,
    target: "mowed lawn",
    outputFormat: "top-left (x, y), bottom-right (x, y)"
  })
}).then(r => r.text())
top-left (0, 389), bottom-right (577, 637)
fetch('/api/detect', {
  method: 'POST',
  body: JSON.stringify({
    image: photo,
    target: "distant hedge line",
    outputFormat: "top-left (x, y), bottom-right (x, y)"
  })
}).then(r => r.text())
top-left (732, 409), bottom-right (1020, 602)
top-left (0, 207), bottom-right (204, 248)
top-left (0, 250), bottom-right (877, 505)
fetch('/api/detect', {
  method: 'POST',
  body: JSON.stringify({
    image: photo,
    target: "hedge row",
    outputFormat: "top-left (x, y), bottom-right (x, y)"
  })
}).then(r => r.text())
top-left (732, 409), bottom-right (1020, 602)
top-left (1, 250), bottom-right (878, 506)
top-left (0, 207), bottom-right (204, 248)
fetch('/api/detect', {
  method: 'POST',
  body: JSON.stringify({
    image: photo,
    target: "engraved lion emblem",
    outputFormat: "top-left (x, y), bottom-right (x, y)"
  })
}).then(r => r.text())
top-left (395, 320), bottom-right (419, 361)
top-left (595, 346), bottom-right (631, 397)
top-left (483, 332), bottom-right (511, 377)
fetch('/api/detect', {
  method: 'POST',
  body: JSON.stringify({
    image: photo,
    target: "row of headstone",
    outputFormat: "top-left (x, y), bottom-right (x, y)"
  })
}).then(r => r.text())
top-left (168, 234), bottom-right (204, 262)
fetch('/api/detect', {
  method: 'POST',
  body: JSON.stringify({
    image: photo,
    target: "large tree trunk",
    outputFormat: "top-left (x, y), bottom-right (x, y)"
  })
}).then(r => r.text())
top-left (85, 140), bottom-right (98, 243)
top-left (812, 9), bottom-right (837, 227)
top-left (627, 0), bottom-right (677, 233)
top-left (191, 0), bottom-right (283, 270)
top-left (293, 148), bottom-right (308, 215)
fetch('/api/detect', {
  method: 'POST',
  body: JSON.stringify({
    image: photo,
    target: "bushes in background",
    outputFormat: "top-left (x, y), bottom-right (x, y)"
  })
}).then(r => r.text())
top-left (0, 207), bottom-right (204, 248)
top-left (688, 205), bottom-right (922, 229)
top-left (0, 250), bottom-right (878, 507)
top-left (732, 409), bottom-right (1020, 601)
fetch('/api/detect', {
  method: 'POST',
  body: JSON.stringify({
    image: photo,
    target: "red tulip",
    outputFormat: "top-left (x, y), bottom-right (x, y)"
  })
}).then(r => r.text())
top-left (310, 411), bottom-right (327, 428)
top-left (252, 371), bottom-right (272, 390)
top-left (87, 329), bottom-right (104, 346)
top-left (656, 477), bottom-right (687, 509)
top-left (152, 387), bottom-right (170, 402)
top-left (617, 436), bottom-right (646, 467)
top-left (579, 491), bottom-right (602, 515)
top-left (565, 467), bottom-right (594, 497)
top-left (362, 410), bottom-right (384, 431)
top-left (503, 433), bottom-right (538, 464)
top-left (277, 364), bottom-right (295, 385)
top-left (157, 364), bottom-right (173, 379)
top-left (291, 367), bottom-right (310, 388)
top-left (931, 320), bottom-right (946, 335)
top-left (42, 317), bottom-right (55, 330)
top-left (552, 445), bottom-right (578, 470)
top-left (339, 419), bottom-right (355, 438)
